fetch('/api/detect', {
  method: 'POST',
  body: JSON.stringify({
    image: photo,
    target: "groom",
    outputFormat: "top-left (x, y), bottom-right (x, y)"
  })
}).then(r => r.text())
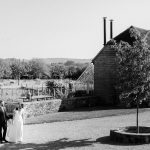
top-left (0, 100), bottom-right (8, 143)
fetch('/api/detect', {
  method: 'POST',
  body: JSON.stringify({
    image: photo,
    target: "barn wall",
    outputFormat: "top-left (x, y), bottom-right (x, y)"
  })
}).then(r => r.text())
top-left (93, 45), bottom-right (117, 105)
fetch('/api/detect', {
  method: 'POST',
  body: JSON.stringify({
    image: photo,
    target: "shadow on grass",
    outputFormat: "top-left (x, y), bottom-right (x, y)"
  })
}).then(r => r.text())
top-left (1, 137), bottom-right (146, 149)
top-left (96, 136), bottom-right (146, 146)
top-left (0, 138), bottom-right (96, 150)
top-left (63, 105), bottom-right (150, 113)
top-left (63, 106), bottom-right (124, 112)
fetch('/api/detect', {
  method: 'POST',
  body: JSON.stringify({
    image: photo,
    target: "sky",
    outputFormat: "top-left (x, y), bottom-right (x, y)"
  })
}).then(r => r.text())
top-left (0, 0), bottom-right (150, 59)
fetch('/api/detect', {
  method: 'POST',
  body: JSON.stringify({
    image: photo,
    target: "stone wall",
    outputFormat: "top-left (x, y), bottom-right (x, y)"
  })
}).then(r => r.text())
top-left (5, 96), bottom-right (98, 119)
top-left (23, 99), bottom-right (62, 118)
top-left (5, 99), bottom-right (62, 118)
top-left (60, 96), bottom-right (98, 111)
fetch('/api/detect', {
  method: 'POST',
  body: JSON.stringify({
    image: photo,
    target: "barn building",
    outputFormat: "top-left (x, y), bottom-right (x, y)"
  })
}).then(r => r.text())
top-left (92, 18), bottom-right (150, 105)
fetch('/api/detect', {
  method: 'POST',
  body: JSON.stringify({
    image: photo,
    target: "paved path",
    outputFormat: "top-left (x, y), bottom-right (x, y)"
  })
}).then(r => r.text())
top-left (1, 111), bottom-right (150, 150)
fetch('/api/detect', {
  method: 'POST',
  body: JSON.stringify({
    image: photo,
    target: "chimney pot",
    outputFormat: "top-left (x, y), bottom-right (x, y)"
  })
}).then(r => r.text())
top-left (103, 17), bottom-right (107, 46)
top-left (110, 19), bottom-right (113, 39)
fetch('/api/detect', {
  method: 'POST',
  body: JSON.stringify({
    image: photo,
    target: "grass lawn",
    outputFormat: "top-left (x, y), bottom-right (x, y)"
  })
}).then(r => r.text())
top-left (25, 107), bottom-right (150, 125)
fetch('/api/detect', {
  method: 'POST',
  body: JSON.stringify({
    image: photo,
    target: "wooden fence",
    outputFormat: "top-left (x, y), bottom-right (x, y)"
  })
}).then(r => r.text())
top-left (0, 82), bottom-right (94, 102)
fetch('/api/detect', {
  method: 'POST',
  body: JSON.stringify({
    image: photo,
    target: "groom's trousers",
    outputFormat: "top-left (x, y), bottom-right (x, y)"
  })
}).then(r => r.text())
top-left (0, 122), bottom-right (7, 141)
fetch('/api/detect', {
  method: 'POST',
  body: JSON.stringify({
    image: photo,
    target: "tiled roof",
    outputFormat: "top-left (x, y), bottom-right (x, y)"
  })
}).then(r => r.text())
top-left (92, 26), bottom-right (150, 62)
top-left (114, 26), bottom-right (150, 45)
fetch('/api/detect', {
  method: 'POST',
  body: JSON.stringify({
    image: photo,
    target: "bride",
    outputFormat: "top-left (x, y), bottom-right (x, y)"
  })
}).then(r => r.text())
top-left (6, 104), bottom-right (24, 143)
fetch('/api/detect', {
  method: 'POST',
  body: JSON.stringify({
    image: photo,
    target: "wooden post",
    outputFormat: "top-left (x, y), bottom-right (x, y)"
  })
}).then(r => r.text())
top-left (37, 88), bottom-right (39, 96)
top-left (12, 89), bottom-right (13, 97)
top-left (32, 86), bottom-right (33, 96)
top-left (44, 88), bottom-right (45, 95)
top-left (49, 89), bottom-right (50, 95)
top-left (53, 88), bottom-right (55, 98)
top-left (65, 88), bottom-right (67, 97)
top-left (61, 85), bottom-right (63, 94)
top-left (1, 89), bottom-right (2, 98)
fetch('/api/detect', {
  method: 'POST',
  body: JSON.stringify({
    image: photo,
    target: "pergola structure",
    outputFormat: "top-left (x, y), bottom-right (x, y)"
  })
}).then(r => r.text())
top-left (76, 63), bottom-right (94, 94)
top-left (77, 63), bottom-right (94, 84)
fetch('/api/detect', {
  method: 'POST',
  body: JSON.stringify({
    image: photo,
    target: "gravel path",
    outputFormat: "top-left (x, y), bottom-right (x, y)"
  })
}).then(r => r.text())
top-left (1, 111), bottom-right (150, 150)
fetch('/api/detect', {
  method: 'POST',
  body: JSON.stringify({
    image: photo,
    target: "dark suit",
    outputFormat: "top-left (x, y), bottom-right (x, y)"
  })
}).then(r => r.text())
top-left (0, 106), bottom-right (8, 141)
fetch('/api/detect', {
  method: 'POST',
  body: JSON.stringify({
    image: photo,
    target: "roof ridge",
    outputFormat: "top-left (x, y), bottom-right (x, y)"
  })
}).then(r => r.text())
top-left (132, 26), bottom-right (149, 31)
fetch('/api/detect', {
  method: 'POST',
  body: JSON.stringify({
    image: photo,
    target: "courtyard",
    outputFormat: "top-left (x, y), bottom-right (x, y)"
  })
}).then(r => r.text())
top-left (1, 109), bottom-right (150, 150)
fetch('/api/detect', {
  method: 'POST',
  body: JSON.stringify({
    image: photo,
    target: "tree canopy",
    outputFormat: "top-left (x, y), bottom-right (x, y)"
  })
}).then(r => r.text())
top-left (112, 28), bottom-right (150, 105)
top-left (0, 58), bottom-right (87, 80)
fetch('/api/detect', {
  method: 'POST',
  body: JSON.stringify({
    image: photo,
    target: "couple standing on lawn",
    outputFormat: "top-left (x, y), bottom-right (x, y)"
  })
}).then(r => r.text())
top-left (0, 100), bottom-right (24, 143)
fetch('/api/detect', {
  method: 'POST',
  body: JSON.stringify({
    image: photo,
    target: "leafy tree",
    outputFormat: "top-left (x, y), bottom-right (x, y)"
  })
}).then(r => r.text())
top-left (65, 65), bottom-right (87, 80)
top-left (3, 61), bottom-right (12, 79)
top-left (28, 59), bottom-right (50, 79)
top-left (74, 67), bottom-right (86, 79)
top-left (50, 63), bottom-right (67, 79)
top-left (10, 59), bottom-right (22, 84)
top-left (0, 58), bottom-right (88, 80)
top-left (66, 66), bottom-right (77, 79)
top-left (19, 61), bottom-right (32, 79)
top-left (112, 28), bottom-right (150, 133)
top-left (0, 59), bottom-right (6, 79)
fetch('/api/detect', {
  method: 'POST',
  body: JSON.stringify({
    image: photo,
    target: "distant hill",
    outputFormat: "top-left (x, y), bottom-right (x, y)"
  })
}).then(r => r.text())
top-left (3, 58), bottom-right (91, 64)
top-left (39, 58), bottom-right (91, 64)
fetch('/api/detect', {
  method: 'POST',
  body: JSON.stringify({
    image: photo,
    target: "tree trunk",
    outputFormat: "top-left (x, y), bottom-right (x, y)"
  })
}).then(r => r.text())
top-left (18, 74), bottom-right (20, 85)
top-left (136, 97), bottom-right (139, 133)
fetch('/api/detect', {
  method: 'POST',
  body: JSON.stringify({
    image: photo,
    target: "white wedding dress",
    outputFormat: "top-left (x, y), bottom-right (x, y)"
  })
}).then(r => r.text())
top-left (6, 109), bottom-right (24, 142)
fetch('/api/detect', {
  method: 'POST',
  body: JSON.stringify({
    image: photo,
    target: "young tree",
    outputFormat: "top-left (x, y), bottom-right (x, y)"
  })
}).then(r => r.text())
top-left (50, 63), bottom-right (67, 79)
top-left (28, 59), bottom-right (50, 79)
top-left (0, 59), bottom-right (6, 79)
top-left (10, 59), bottom-right (22, 84)
top-left (112, 28), bottom-right (150, 133)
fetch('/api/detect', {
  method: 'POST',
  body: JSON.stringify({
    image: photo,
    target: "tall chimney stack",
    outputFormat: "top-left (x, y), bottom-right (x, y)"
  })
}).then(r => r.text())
top-left (110, 19), bottom-right (113, 39)
top-left (103, 17), bottom-right (107, 45)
